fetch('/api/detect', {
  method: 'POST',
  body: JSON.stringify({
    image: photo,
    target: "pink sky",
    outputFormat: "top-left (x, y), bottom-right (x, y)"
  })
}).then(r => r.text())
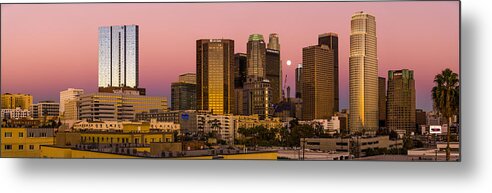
top-left (1, 2), bottom-right (459, 111)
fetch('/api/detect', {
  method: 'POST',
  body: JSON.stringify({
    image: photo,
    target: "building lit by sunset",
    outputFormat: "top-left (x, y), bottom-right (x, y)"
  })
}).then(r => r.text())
top-left (196, 39), bottom-right (235, 115)
top-left (349, 11), bottom-right (379, 134)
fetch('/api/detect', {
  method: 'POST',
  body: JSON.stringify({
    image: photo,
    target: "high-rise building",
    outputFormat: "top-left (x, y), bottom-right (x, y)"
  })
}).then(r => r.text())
top-left (30, 101), bottom-right (59, 119)
top-left (59, 88), bottom-right (84, 117)
top-left (247, 34), bottom-right (266, 79)
top-left (266, 49), bottom-right (281, 104)
top-left (79, 92), bottom-right (167, 121)
top-left (233, 53), bottom-right (248, 115)
top-left (267, 33), bottom-right (280, 51)
top-left (387, 69), bottom-right (416, 135)
top-left (318, 33), bottom-right (339, 112)
top-left (378, 77), bottom-right (386, 127)
top-left (234, 53), bottom-right (248, 89)
top-left (98, 25), bottom-right (139, 89)
top-left (1, 93), bottom-right (33, 110)
top-left (349, 11), bottom-right (379, 134)
top-left (295, 64), bottom-right (303, 99)
top-left (243, 79), bottom-right (273, 120)
top-left (415, 109), bottom-right (427, 127)
top-left (171, 74), bottom-right (196, 111)
top-left (301, 45), bottom-right (334, 120)
top-left (179, 73), bottom-right (197, 84)
top-left (196, 39), bottom-right (234, 115)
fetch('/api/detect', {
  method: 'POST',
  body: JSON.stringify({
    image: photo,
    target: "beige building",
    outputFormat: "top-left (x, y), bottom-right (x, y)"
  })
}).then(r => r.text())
top-left (196, 39), bottom-right (234, 115)
top-left (72, 119), bottom-right (179, 133)
top-left (302, 136), bottom-right (403, 157)
top-left (349, 11), bottom-right (379, 134)
top-left (301, 45), bottom-right (334, 120)
top-left (197, 114), bottom-right (234, 143)
top-left (79, 92), bottom-right (167, 121)
top-left (387, 69), bottom-right (416, 135)
top-left (1, 93), bottom-right (33, 110)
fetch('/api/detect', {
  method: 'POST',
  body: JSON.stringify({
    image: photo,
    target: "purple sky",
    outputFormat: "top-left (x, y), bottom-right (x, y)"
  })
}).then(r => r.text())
top-left (1, 2), bottom-right (459, 111)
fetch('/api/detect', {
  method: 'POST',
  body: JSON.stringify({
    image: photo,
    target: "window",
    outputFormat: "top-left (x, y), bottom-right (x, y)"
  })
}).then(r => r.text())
top-left (19, 132), bottom-right (24, 138)
top-left (4, 145), bottom-right (12, 150)
top-left (29, 145), bottom-right (35, 150)
top-left (4, 132), bottom-right (12, 138)
top-left (19, 145), bottom-right (24, 150)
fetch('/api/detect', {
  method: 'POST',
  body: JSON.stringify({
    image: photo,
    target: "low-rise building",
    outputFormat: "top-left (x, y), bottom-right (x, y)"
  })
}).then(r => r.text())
top-left (1, 107), bottom-right (31, 120)
top-left (301, 136), bottom-right (403, 157)
top-left (1, 127), bottom-right (55, 158)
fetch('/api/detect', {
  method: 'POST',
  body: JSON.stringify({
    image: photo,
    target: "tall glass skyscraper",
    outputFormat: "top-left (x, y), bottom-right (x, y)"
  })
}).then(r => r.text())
top-left (247, 34), bottom-right (266, 79)
top-left (318, 33), bottom-right (339, 112)
top-left (98, 25), bottom-right (139, 88)
top-left (349, 12), bottom-right (378, 134)
top-left (196, 39), bottom-right (235, 115)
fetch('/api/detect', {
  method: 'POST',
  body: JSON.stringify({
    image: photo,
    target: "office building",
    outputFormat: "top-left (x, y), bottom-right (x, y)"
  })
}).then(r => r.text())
top-left (30, 101), bottom-right (59, 119)
top-left (233, 53), bottom-right (248, 115)
top-left (301, 45), bottom-right (334, 120)
top-left (178, 73), bottom-right (196, 84)
top-left (59, 88), bottom-right (84, 120)
top-left (1, 93), bottom-right (33, 110)
top-left (247, 34), bottom-right (266, 79)
top-left (79, 92), bottom-right (167, 121)
top-left (318, 33), bottom-right (339, 112)
top-left (266, 49), bottom-right (281, 104)
top-left (243, 78), bottom-right (273, 119)
top-left (349, 11), bottom-right (379, 134)
top-left (196, 39), bottom-right (234, 115)
top-left (378, 77), bottom-right (386, 127)
top-left (295, 64), bottom-right (303, 99)
top-left (171, 74), bottom-right (196, 111)
top-left (98, 25), bottom-right (139, 89)
top-left (387, 69), bottom-right (416, 135)
top-left (267, 33), bottom-right (280, 51)
top-left (197, 114), bottom-right (234, 143)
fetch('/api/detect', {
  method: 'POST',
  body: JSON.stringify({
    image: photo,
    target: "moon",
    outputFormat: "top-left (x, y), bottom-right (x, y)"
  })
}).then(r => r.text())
top-left (286, 60), bottom-right (292, 66)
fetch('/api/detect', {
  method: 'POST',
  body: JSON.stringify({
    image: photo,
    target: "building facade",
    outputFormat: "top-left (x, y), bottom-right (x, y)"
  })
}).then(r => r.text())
top-left (378, 77), bottom-right (386, 127)
top-left (349, 11), bottom-right (379, 134)
top-left (1, 127), bottom-right (55, 158)
top-left (387, 69), bottom-right (416, 135)
top-left (246, 34), bottom-right (266, 79)
top-left (266, 49), bottom-right (282, 104)
top-left (1, 108), bottom-right (30, 120)
top-left (295, 64), bottom-right (303, 99)
top-left (98, 25), bottom-right (139, 88)
top-left (1, 93), bottom-right (33, 110)
top-left (267, 33), bottom-right (280, 51)
top-left (243, 79), bottom-right (273, 119)
top-left (196, 39), bottom-right (235, 115)
top-left (78, 92), bottom-right (167, 121)
top-left (318, 33), bottom-right (339, 112)
top-left (301, 45), bottom-right (335, 120)
top-left (171, 73), bottom-right (197, 111)
top-left (30, 101), bottom-right (60, 119)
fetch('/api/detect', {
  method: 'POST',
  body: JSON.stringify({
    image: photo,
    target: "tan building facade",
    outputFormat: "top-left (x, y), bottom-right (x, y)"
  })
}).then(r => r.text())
top-left (349, 11), bottom-right (379, 134)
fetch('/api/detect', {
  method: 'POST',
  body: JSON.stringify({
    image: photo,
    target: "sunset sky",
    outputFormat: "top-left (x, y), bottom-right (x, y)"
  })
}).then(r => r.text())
top-left (0, 1), bottom-right (459, 111)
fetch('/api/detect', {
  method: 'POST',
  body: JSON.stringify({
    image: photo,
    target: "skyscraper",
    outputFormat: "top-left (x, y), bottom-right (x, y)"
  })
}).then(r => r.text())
top-left (267, 33), bottom-right (280, 51)
top-left (98, 25), bottom-right (139, 89)
top-left (243, 79), bottom-right (273, 119)
top-left (301, 45), bottom-right (335, 120)
top-left (59, 88), bottom-right (84, 123)
top-left (59, 88), bottom-right (84, 115)
top-left (295, 64), bottom-right (303, 99)
top-left (246, 34), bottom-right (266, 79)
top-left (378, 77), bottom-right (386, 127)
top-left (349, 11), bottom-right (378, 134)
top-left (196, 39), bottom-right (234, 115)
top-left (318, 33), bottom-right (339, 112)
top-left (171, 74), bottom-right (196, 111)
top-left (266, 49), bottom-right (281, 104)
top-left (387, 69), bottom-right (416, 135)
top-left (233, 53), bottom-right (248, 115)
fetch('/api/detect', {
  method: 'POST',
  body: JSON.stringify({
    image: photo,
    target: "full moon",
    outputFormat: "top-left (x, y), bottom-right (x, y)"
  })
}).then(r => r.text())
top-left (286, 60), bottom-right (292, 66)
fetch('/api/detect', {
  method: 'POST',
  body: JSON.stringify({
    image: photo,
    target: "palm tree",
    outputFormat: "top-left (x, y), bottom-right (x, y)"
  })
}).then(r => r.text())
top-left (207, 119), bottom-right (221, 139)
top-left (431, 68), bottom-right (459, 161)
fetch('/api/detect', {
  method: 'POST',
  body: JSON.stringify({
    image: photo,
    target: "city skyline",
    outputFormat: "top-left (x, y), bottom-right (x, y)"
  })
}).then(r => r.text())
top-left (0, 2), bottom-right (459, 111)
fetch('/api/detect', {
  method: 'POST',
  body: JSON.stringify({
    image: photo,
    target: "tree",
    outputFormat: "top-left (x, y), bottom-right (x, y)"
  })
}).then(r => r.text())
top-left (431, 68), bottom-right (459, 161)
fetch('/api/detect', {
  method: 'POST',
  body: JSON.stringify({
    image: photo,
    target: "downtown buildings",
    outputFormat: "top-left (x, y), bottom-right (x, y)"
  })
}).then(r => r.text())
top-left (171, 73), bottom-right (197, 111)
top-left (349, 11), bottom-right (379, 134)
top-left (1, 93), bottom-right (33, 110)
